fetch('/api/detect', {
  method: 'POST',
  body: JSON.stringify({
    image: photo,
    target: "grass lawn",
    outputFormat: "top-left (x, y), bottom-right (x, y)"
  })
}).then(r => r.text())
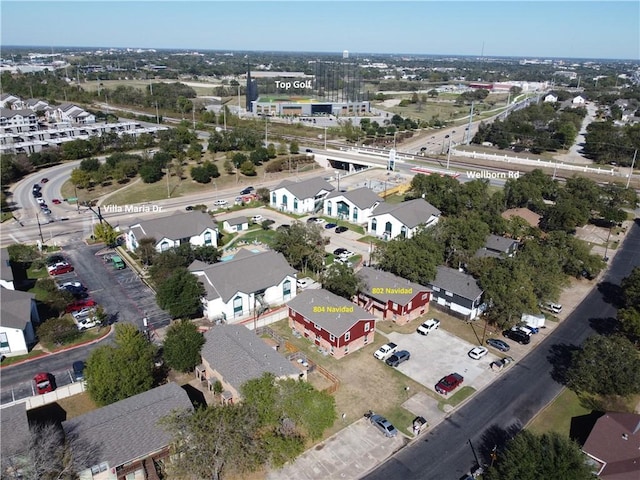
top-left (526, 388), bottom-right (590, 437)
top-left (39, 326), bottom-right (110, 353)
top-left (1, 212), bottom-right (14, 222)
top-left (229, 228), bottom-right (278, 248)
top-left (318, 216), bottom-right (365, 235)
top-left (0, 350), bottom-right (48, 367)
top-left (438, 386), bottom-right (475, 411)
top-left (357, 235), bottom-right (385, 247)
top-left (56, 392), bottom-right (99, 420)
top-left (267, 319), bottom-right (431, 437)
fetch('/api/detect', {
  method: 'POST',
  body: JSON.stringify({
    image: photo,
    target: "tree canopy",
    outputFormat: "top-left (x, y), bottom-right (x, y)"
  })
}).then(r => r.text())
top-left (272, 222), bottom-right (326, 273)
top-left (320, 262), bottom-right (362, 300)
top-left (156, 267), bottom-right (205, 319)
top-left (162, 319), bottom-right (205, 372)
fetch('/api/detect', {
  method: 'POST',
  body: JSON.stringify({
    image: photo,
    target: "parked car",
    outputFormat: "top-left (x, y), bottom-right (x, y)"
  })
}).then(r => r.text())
top-left (416, 318), bottom-right (440, 335)
top-left (41, 178), bottom-right (49, 183)
top-left (335, 226), bottom-right (349, 234)
top-left (213, 199), bottom-right (228, 207)
top-left (46, 255), bottom-right (66, 266)
top-left (185, 205), bottom-right (194, 211)
top-left (251, 215), bottom-right (264, 223)
top-left (40, 203), bottom-right (49, 210)
top-left (385, 350), bottom-right (410, 367)
top-left (435, 373), bottom-right (464, 395)
top-left (338, 250), bottom-right (354, 259)
top-left (503, 328), bottom-right (531, 345)
top-left (36, 198), bottom-right (46, 205)
top-left (541, 302), bottom-right (562, 314)
top-left (486, 338), bottom-right (510, 352)
top-left (65, 299), bottom-right (97, 313)
top-left (51, 198), bottom-right (61, 205)
top-left (72, 361), bottom-right (85, 381)
top-left (42, 208), bottom-right (52, 215)
top-left (48, 263), bottom-right (73, 275)
top-left (333, 248), bottom-right (347, 256)
top-left (490, 356), bottom-right (514, 371)
top-left (76, 316), bottom-right (100, 331)
top-left (374, 342), bottom-right (398, 360)
top-left (369, 414), bottom-right (398, 438)
top-left (468, 346), bottom-right (489, 360)
top-left (325, 223), bottom-right (337, 229)
top-left (32, 184), bottom-right (41, 192)
top-left (72, 307), bottom-right (96, 320)
top-left (519, 324), bottom-right (538, 335)
top-left (277, 224), bottom-right (290, 231)
top-left (34, 372), bottom-right (56, 394)
top-left (32, 190), bottom-right (42, 198)
top-left (58, 281), bottom-right (85, 290)
top-left (296, 278), bottom-right (310, 290)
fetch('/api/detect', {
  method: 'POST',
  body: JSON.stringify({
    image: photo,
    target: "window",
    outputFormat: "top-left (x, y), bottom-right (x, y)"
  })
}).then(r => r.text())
top-left (293, 198), bottom-right (298, 210)
top-left (400, 226), bottom-right (408, 238)
top-left (283, 280), bottom-right (291, 300)
top-left (432, 286), bottom-right (440, 292)
top-left (90, 463), bottom-right (108, 475)
top-left (364, 322), bottom-right (370, 332)
top-left (392, 303), bottom-right (398, 310)
top-left (282, 195), bottom-right (288, 207)
top-left (329, 334), bottom-right (335, 342)
top-left (422, 293), bottom-right (429, 300)
top-left (445, 290), bottom-right (453, 297)
top-left (407, 301), bottom-right (412, 310)
top-left (204, 231), bottom-right (212, 246)
top-left (0, 332), bottom-right (9, 351)
top-left (353, 207), bottom-right (358, 221)
top-left (160, 241), bottom-right (170, 251)
top-left (314, 323), bottom-right (321, 331)
top-left (371, 218), bottom-right (377, 232)
top-left (364, 334), bottom-right (369, 344)
top-left (272, 192), bottom-right (276, 204)
top-left (327, 202), bottom-right (332, 215)
top-left (385, 221), bottom-right (392, 234)
top-left (345, 331), bottom-right (351, 341)
top-left (233, 296), bottom-right (243, 316)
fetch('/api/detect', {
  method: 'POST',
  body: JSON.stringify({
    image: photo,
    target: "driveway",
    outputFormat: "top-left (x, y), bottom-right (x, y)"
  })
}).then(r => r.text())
top-left (385, 328), bottom-right (501, 395)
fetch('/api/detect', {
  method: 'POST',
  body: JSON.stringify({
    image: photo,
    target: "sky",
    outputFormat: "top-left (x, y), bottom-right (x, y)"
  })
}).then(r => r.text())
top-left (1, 1), bottom-right (639, 60)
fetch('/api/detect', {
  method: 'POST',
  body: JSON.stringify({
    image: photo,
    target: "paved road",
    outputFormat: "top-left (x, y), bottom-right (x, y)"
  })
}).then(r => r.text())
top-left (362, 218), bottom-right (640, 480)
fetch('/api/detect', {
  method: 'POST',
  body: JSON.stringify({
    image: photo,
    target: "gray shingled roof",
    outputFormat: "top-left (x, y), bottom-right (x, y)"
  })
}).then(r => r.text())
top-left (1, 248), bottom-right (13, 283)
top-left (201, 324), bottom-right (299, 393)
top-left (357, 266), bottom-right (428, 305)
top-left (325, 187), bottom-right (383, 209)
top-left (189, 250), bottom-right (296, 302)
top-left (371, 198), bottom-right (441, 228)
top-left (62, 383), bottom-right (192, 470)
top-left (0, 288), bottom-right (35, 330)
top-left (1, 108), bottom-right (36, 119)
top-left (129, 211), bottom-right (217, 243)
top-left (287, 289), bottom-right (374, 337)
top-left (485, 234), bottom-right (516, 253)
top-left (273, 177), bottom-right (335, 200)
top-left (1, 404), bottom-right (30, 462)
top-left (429, 266), bottom-right (483, 301)
top-left (224, 216), bottom-right (248, 226)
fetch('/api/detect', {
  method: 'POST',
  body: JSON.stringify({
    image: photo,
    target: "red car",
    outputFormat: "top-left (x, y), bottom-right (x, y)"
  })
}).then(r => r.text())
top-left (435, 373), bottom-right (464, 395)
top-left (34, 372), bottom-right (56, 394)
top-left (52, 198), bottom-right (61, 205)
top-left (65, 299), bottom-right (97, 313)
top-left (48, 263), bottom-right (74, 276)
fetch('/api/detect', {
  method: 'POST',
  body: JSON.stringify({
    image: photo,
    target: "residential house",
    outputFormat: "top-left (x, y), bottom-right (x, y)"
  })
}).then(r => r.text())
top-left (0, 93), bottom-right (21, 109)
top-left (197, 324), bottom-right (303, 403)
top-left (572, 95), bottom-right (587, 105)
top-left (1, 108), bottom-right (38, 133)
top-left (475, 234), bottom-right (519, 259)
top-left (427, 266), bottom-right (484, 320)
top-left (323, 187), bottom-right (383, 224)
top-left (544, 94), bottom-right (558, 103)
top-left (62, 382), bottom-right (193, 480)
top-left (287, 289), bottom-right (376, 359)
top-left (367, 198), bottom-right (441, 240)
top-left (125, 210), bottom-right (218, 253)
top-left (24, 98), bottom-right (49, 112)
top-left (356, 266), bottom-right (430, 325)
top-left (0, 288), bottom-right (39, 357)
top-left (189, 249), bottom-right (297, 321)
top-left (222, 216), bottom-right (249, 234)
top-left (270, 177), bottom-right (335, 214)
top-left (501, 207), bottom-right (541, 228)
top-left (46, 103), bottom-right (95, 125)
top-left (0, 404), bottom-right (31, 476)
top-left (1, 248), bottom-right (15, 290)
top-left (581, 412), bottom-right (640, 480)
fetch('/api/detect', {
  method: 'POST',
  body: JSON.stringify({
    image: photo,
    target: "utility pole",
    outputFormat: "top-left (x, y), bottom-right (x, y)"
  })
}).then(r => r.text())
top-left (155, 101), bottom-right (160, 125)
top-left (35, 212), bottom-right (44, 245)
top-left (466, 102), bottom-right (474, 144)
top-left (626, 149), bottom-right (637, 189)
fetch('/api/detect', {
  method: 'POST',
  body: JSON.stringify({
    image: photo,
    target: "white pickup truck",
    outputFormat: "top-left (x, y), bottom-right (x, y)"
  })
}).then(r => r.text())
top-left (374, 342), bottom-right (398, 360)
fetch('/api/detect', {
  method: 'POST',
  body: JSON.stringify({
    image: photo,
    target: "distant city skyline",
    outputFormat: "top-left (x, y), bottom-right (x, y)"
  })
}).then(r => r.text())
top-left (1, 1), bottom-right (638, 61)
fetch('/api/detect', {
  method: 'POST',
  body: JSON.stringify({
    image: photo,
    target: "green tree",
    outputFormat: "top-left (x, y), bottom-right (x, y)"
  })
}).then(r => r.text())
top-left (273, 222), bottom-right (325, 273)
top-left (37, 317), bottom-right (80, 347)
top-left (156, 267), bottom-right (205, 318)
top-left (321, 262), bottom-right (362, 299)
top-left (136, 237), bottom-right (157, 266)
top-left (240, 160), bottom-right (257, 176)
top-left (93, 222), bottom-right (119, 247)
top-left (567, 334), bottom-right (640, 396)
top-left (79, 157), bottom-right (100, 172)
top-left (7, 243), bottom-right (39, 263)
top-left (289, 140), bottom-right (299, 154)
top-left (618, 307), bottom-right (640, 344)
top-left (621, 267), bottom-right (640, 308)
top-left (139, 163), bottom-right (164, 183)
top-left (85, 323), bottom-right (156, 406)
top-left (437, 213), bottom-right (490, 267)
top-left (163, 320), bottom-right (205, 372)
top-left (69, 168), bottom-right (91, 189)
top-left (484, 431), bottom-right (596, 480)
top-left (256, 187), bottom-right (270, 203)
top-left (266, 143), bottom-right (277, 159)
top-left (162, 404), bottom-right (264, 480)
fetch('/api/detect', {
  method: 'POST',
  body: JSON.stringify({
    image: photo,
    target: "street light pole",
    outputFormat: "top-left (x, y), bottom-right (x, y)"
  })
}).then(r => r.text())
top-left (446, 134), bottom-right (454, 170)
top-left (324, 126), bottom-right (327, 150)
top-left (626, 148), bottom-right (637, 189)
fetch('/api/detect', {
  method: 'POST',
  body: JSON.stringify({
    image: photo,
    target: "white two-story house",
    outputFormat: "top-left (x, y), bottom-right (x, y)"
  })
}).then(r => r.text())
top-left (189, 249), bottom-right (298, 322)
top-left (125, 211), bottom-right (218, 253)
top-left (270, 177), bottom-right (335, 214)
top-left (323, 187), bottom-right (383, 225)
top-left (367, 198), bottom-right (441, 240)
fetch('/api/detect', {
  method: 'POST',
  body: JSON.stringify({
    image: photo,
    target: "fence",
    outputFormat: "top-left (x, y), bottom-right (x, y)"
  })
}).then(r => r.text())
top-left (2, 381), bottom-right (86, 410)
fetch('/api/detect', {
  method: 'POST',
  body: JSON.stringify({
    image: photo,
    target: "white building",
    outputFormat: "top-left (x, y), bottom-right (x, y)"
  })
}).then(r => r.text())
top-left (125, 211), bottom-right (218, 253)
top-left (46, 103), bottom-right (96, 125)
top-left (270, 177), bottom-right (335, 214)
top-left (0, 289), bottom-right (39, 357)
top-left (323, 187), bottom-right (383, 224)
top-left (222, 216), bottom-right (249, 234)
top-left (427, 266), bottom-right (484, 321)
top-left (367, 198), bottom-right (441, 240)
top-left (189, 249), bottom-right (297, 322)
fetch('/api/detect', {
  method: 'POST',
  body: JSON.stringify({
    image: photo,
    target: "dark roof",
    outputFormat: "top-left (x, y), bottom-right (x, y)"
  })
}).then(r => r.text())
top-left (0, 248), bottom-right (13, 283)
top-left (1, 108), bottom-right (36, 119)
top-left (224, 216), bottom-right (248, 226)
top-left (287, 289), bottom-right (374, 337)
top-left (62, 383), bottom-right (193, 469)
top-left (188, 250), bottom-right (296, 302)
top-left (0, 404), bottom-right (30, 462)
top-left (201, 324), bottom-right (299, 393)
top-left (273, 177), bottom-right (335, 199)
top-left (0, 288), bottom-right (35, 330)
top-left (583, 412), bottom-right (640, 480)
top-left (128, 211), bottom-right (217, 243)
top-left (485, 234), bottom-right (516, 252)
top-left (371, 198), bottom-right (441, 228)
top-left (428, 266), bottom-right (483, 301)
top-left (357, 266), bottom-right (428, 305)
top-left (325, 187), bottom-right (383, 209)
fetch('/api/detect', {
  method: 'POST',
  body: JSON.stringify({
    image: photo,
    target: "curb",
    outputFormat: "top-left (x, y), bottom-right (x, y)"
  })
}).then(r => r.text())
top-left (0, 325), bottom-right (114, 370)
